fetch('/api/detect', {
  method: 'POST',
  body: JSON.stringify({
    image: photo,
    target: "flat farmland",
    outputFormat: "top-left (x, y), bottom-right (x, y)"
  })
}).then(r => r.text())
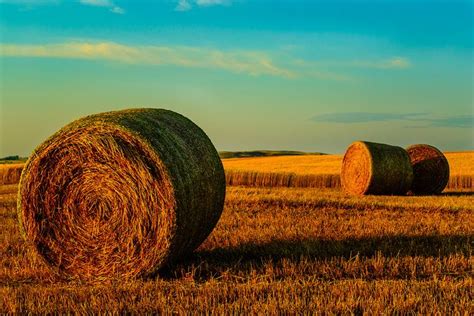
top-left (1, 172), bottom-right (473, 313)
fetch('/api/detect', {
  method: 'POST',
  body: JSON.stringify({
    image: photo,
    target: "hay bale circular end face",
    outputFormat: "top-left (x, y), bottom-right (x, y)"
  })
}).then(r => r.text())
top-left (341, 141), bottom-right (413, 196)
top-left (406, 144), bottom-right (449, 195)
top-left (18, 108), bottom-right (226, 280)
top-left (340, 141), bottom-right (372, 195)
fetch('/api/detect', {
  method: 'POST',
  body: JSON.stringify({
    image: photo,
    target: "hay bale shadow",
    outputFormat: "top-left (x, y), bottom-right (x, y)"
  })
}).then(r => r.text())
top-left (159, 234), bottom-right (473, 280)
top-left (441, 191), bottom-right (474, 196)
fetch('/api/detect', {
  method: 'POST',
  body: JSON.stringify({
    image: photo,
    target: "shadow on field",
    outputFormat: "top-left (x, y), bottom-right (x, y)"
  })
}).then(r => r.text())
top-left (441, 191), bottom-right (474, 196)
top-left (159, 234), bottom-right (472, 280)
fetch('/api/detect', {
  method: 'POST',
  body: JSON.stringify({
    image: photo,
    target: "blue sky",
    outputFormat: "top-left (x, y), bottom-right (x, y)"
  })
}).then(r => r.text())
top-left (0, 0), bottom-right (472, 156)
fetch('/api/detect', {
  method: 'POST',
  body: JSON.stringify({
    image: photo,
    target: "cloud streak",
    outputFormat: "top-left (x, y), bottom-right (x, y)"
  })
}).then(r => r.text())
top-left (311, 112), bottom-right (427, 123)
top-left (0, 41), bottom-right (295, 78)
top-left (175, 0), bottom-right (191, 11)
top-left (80, 0), bottom-right (111, 6)
top-left (1, 0), bottom-right (125, 13)
top-left (0, 0), bottom-right (58, 3)
top-left (295, 57), bottom-right (412, 71)
top-left (311, 112), bottom-right (472, 128)
top-left (175, 0), bottom-right (230, 11)
top-left (425, 115), bottom-right (473, 128)
top-left (79, 0), bottom-right (124, 14)
top-left (196, 0), bottom-right (230, 6)
top-left (0, 41), bottom-right (415, 80)
top-left (352, 57), bottom-right (411, 69)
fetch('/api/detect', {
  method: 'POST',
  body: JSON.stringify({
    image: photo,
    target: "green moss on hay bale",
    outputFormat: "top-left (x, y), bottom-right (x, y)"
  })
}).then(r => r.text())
top-left (406, 144), bottom-right (450, 195)
top-left (341, 141), bottom-right (413, 196)
top-left (18, 108), bottom-right (226, 280)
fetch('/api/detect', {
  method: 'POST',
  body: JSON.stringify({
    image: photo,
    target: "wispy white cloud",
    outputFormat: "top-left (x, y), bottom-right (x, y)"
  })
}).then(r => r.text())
top-left (312, 112), bottom-right (428, 123)
top-left (352, 57), bottom-right (411, 69)
top-left (294, 56), bottom-right (412, 71)
top-left (0, 0), bottom-right (61, 7)
top-left (109, 5), bottom-right (123, 14)
top-left (79, 0), bottom-right (111, 6)
top-left (290, 56), bottom-right (411, 81)
top-left (175, 0), bottom-right (191, 11)
top-left (311, 112), bottom-right (471, 128)
top-left (175, 0), bottom-right (230, 11)
top-left (1, 0), bottom-right (125, 13)
top-left (0, 40), bottom-right (413, 80)
top-left (196, 0), bottom-right (230, 6)
top-left (0, 0), bottom-right (59, 12)
top-left (0, 0), bottom-right (59, 4)
top-left (291, 59), bottom-right (351, 81)
top-left (79, 0), bottom-right (124, 14)
top-left (0, 41), bottom-right (295, 78)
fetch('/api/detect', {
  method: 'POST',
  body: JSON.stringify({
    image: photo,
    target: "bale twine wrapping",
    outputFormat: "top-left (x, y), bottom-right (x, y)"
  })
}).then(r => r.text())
top-left (18, 108), bottom-right (226, 280)
top-left (406, 144), bottom-right (449, 195)
top-left (341, 141), bottom-right (413, 195)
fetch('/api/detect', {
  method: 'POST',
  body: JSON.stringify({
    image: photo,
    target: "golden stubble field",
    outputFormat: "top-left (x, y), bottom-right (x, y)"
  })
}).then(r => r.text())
top-left (1, 152), bottom-right (473, 313)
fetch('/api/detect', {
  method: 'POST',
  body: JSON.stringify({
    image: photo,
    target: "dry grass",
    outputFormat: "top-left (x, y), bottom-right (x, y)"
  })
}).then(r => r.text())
top-left (1, 183), bottom-right (473, 313)
top-left (17, 108), bottom-right (225, 281)
top-left (224, 151), bottom-right (474, 191)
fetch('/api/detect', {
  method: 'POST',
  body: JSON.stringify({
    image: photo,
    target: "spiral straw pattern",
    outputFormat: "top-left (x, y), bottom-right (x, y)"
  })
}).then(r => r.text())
top-left (18, 108), bottom-right (225, 280)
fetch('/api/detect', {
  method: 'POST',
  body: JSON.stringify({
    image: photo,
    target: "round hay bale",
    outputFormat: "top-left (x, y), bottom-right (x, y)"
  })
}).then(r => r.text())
top-left (341, 141), bottom-right (413, 195)
top-left (406, 144), bottom-right (449, 195)
top-left (0, 163), bottom-right (24, 185)
top-left (18, 108), bottom-right (226, 280)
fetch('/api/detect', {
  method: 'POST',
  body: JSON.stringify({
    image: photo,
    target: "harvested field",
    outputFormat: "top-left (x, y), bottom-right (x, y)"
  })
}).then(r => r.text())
top-left (1, 184), bottom-right (473, 313)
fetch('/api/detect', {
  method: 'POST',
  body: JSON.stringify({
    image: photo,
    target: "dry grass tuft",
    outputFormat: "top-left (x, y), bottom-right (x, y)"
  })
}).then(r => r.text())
top-left (407, 144), bottom-right (450, 195)
top-left (17, 108), bottom-right (226, 281)
top-left (341, 141), bottom-right (413, 195)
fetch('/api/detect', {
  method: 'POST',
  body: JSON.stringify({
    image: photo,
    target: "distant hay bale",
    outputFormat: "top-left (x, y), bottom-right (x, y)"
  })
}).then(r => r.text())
top-left (406, 144), bottom-right (449, 195)
top-left (341, 141), bottom-right (413, 195)
top-left (0, 163), bottom-right (24, 185)
top-left (18, 108), bottom-right (226, 280)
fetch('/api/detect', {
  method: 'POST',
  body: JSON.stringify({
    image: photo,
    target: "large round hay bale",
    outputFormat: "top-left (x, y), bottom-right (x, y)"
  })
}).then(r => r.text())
top-left (341, 141), bottom-right (413, 195)
top-left (18, 108), bottom-right (226, 280)
top-left (406, 144), bottom-right (449, 195)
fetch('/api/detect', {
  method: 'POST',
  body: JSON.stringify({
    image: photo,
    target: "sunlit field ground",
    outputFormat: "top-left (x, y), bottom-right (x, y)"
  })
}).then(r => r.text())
top-left (0, 152), bottom-right (473, 313)
top-left (1, 189), bottom-right (473, 312)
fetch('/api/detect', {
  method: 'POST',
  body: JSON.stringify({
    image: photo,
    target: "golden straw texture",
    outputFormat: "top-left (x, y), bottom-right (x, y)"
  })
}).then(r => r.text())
top-left (17, 108), bottom-right (225, 281)
top-left (341, 141), bottom-right (413, 196)
top-left (0, 164), bottom-right (23, 185)
top-left (406, 144), bottom-right (450, 195)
